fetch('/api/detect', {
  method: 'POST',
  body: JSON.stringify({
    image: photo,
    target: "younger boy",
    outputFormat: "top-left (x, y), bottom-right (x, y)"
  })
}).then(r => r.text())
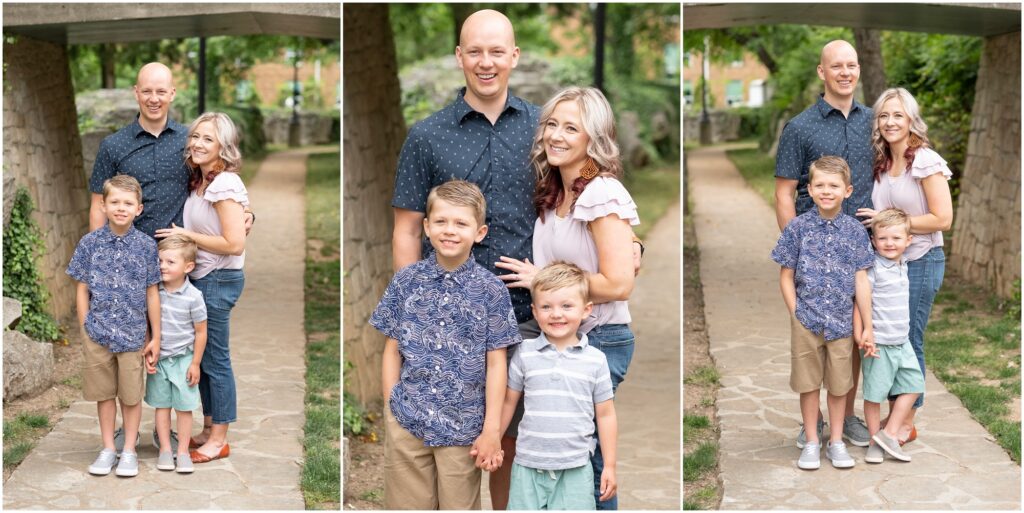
top-left (146, 235), bottom-right (208, 473)
top-left (66, 175), bottom-right (161, 477)
top-left (499, 262), bottom-right (617, 510)
top-left (771, 155), bottom-right (874, 470)
top-left (370, 180), bottom-right (521, 509)
top-left (856, 209), bottom-right (924, 463)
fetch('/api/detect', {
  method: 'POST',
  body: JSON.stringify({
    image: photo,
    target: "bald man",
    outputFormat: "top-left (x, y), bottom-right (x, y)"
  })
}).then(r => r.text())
top-left (774, 40), bottom-right (875, 450)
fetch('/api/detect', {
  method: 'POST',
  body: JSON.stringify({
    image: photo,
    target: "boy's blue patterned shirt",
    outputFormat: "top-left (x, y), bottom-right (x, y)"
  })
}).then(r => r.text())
top-left (771, 209), bottom-right (873, 341)
top-left (370, 253), bottom-right (521, 446)
top-left (66, 225), bottom-right (161, 352)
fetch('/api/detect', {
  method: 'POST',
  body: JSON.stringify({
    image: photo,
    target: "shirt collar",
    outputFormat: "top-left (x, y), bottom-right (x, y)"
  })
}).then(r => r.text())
top-left (814, 93), bottom-right (864, 119)
top-left (874, 253), bottom-right (905, 269)
top-left (94, 224), bottom-right (137, 243)
top-left (452, 87), bottom-right (526, 125)
top-left (159, 276), bottom-right (193, 294)
top-left (535, 332), bottom-right (589, 353)
top-left (131, 114), bottom-right (183, 138)
top-left (425, 251), bottom-right (476, 283)
top-left (809, 208), bottom-right (842, 227)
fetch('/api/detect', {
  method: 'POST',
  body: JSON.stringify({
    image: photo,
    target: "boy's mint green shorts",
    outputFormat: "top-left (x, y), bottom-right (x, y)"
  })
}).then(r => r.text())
top-left (508, 462), bottom-right (595, 510)
top-left (860, 343), bottom-right (924, 403)
top-left (144, 350), bottom-right (200, 411)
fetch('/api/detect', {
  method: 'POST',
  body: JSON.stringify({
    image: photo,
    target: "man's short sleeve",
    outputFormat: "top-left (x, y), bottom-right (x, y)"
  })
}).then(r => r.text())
top-left (486, 283), bottom-right (522, 351)
top-left (771, 222), bottom-right (799, 269)
top-left (508, 345), bottom-right (526, 392)
top-left (593, 352), bottom-right (614, 404)
top-left (90, 140), bottom-right (116, 194)
top-left (369, 273), bottom-right (407, 340)
top-left (391, 129), bottom-right (433, 213)
top-left (66, 238), bottom-right (92, 283)
top-left (775, 121), bottom-right (803, 181)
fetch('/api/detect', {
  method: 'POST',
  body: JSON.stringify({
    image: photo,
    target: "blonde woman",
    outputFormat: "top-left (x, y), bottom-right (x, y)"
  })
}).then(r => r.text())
top-left (155, 112), bottom-right (248, 463)
top-left (498, 87), bottom-right (638, 509)
top-left (856, 88), bottom-right (953, 446)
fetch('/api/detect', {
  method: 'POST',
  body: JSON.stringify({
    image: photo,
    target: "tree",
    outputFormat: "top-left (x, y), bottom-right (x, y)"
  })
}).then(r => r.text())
top-left (342, 4), bottom-right (407, 405)
top-left (853, 28), bottom-right (886, 106)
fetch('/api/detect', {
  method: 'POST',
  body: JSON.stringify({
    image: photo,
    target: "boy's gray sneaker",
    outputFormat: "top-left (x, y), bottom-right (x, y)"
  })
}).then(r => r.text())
top-left (113, 427), bottom-right (139, 455)
top-left (826, 441), bottom-right (856, 468)
top-left (797, 441), bottom-right (821, 470)
top-left (153, 429), bottom-right (179, 454)
top-left (176, 453), bottom-right (194, 474)
top-left (796, 416), bottom-right (826, 449)
top-left (115, 451), bottom-right (139, 477)
top-left (156, 451), bottom-right (176, 471)
top-left (873, 431), bottom-right (911, 462)
top-left (865, 441), bottom-right (885, 463)
top-left (843, 415), bottom-right (870, 447)
top-left (88, 448), bottom-right (118, 475)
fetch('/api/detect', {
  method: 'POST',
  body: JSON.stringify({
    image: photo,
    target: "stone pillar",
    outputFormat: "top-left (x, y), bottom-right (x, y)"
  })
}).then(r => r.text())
top-left (3, 36), bottom-right (90, 321)
top-left (342, 4), bottom-right (406, 405)
top-left (951, 31), bottom-right (1021, 298)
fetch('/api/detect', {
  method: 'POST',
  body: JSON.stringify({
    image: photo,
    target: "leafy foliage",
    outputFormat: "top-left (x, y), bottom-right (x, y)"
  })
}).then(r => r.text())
top-left (2, 188), bottom-right (61, 341)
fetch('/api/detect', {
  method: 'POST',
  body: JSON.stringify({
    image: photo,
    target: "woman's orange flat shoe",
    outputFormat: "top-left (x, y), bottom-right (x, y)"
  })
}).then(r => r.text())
top-left (899, 426), bottom-right (917, 446)
top-left (188, 438), bottom-right (201, 450)
top-left (190, 443), bottom-right (230, 463)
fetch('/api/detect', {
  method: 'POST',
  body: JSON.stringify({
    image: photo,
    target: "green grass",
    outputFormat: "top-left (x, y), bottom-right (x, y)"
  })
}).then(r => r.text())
top-left (360, 489), bottom-right (383, 502)
top-left (683, 415), bottom-right (710, 430)
top-left (925, 276), bottom-right (1020, 463)
top-left (725, 147), bottom-right (776, 206)
top-left (238, 153), bottom-right (265, 185)
top-left (683, 441), bottom-right (718, 482)
top-left (3, 413), bottom-right (51, 468)
top-left (302, 150), bottom-right (341, 509)
top-left (683, 485), bottom-right (718, 510)
top-left (624, 162), bottom-right (680, 240)
top-left (684, 365), bottom-right (720, 386)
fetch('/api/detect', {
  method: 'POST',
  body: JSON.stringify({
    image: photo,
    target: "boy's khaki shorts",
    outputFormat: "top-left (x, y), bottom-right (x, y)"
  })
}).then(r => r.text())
top-left (384, 408), bottom-right (480, 510)
top-left (790, 314), bottom-right (854, 395)
top-left (80, 330), bottom-right (144, 405)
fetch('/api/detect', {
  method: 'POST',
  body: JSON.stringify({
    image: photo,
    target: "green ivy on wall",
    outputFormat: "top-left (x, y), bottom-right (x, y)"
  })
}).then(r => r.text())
top-left (3, 188), bottom-right (61, 341)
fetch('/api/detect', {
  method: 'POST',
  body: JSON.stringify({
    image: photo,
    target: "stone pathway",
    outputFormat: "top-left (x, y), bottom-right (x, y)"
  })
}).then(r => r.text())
top-left (480, 202), bottom-right (682, 510)
top-left (687, 144), bottom-right (1021, 509)
top-left (3, 149), bottom-right (328, 509)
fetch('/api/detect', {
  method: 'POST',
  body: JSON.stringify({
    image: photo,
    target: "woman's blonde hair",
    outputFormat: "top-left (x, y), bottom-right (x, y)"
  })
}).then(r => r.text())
top-left (871, 87), bottom-right (930, 182)
top-left (530, 87), bottom-right (622, 221)
top-left (185, 112), bottom-right (242, 191)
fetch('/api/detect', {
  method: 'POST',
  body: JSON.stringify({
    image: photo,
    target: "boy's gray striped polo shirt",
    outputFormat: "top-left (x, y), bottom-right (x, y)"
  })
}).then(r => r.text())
top-left (158, 279), bottom-right (207, 358)
top-left (508, 333), bottom-right (613, 471)
top-left (867, 254), bottom-right (910, 346)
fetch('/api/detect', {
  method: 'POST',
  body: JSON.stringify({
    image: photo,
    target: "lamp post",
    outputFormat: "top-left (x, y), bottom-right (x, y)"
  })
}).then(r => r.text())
top-left (288, 47), bottom-right (302, 147)
top-left (699, 35), bottom-right (712, 145)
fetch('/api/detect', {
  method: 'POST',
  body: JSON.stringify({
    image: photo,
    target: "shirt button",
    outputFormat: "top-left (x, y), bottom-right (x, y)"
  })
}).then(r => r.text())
top-left (440, 321), bottom-right (445, 326)
top-left (437, 344), bottom-right (442, 349)
top-left (431, 388), bottom-right (437, 393)
top-left (435, 365), bottom-right (440, 371)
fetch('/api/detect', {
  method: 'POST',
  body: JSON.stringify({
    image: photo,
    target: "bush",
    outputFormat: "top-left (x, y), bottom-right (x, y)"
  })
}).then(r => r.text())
top-left (2, 188), bottom-right (61, 341)
top-left (606, 76), bottom-right (681, 162)
top-left (733, 106), bottom-right (771, 140)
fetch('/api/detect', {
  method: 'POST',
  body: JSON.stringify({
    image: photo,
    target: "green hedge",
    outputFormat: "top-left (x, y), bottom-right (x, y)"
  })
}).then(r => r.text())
top-left (3, 188), bottom-right (61, 341)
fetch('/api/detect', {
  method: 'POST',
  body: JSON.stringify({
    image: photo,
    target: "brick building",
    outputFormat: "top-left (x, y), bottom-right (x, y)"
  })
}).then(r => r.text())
top-left (683, 50), bottom-right (769, 108)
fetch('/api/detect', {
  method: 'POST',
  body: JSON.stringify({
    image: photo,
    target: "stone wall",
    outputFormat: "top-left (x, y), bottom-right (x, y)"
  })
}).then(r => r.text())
top-left (683, 110), bottom-right (742, 143)
top-left (263, 112), bottom-right (337, 146)
top-left (951, 31), bottom-right (1021, 298)
top-left (342, 4), bottom-right (406, 405)
top-left (3, 36), bottom-right (89, 321)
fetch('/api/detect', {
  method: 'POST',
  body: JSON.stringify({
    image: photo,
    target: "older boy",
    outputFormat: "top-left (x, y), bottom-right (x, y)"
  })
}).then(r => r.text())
top-left (771, 156), bottom-right (874, 470)
top-left (857, 209), bottom-right (924, 463)
top-left (371, 180), bottom-right (521, 509)
top-left (499, 262), bottom-right (617, 510)
top-left (67, 175), bottom-right (161, 477)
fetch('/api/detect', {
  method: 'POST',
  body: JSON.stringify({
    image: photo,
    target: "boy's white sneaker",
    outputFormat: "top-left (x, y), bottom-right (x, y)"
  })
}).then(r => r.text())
top-left (156, 451), bottom-right (176, 471)
top-left (115, 451), bottom-right (139, 477)
top-left (873, 430), bottom-right (911, 462)
top-left (797, 441), bottom-right (821, 470)
top-left (865, 441), bottom-right (885, 463)
top-left (826, 441), bottom-right (856, 468)
top-left (88, 448), bottom-right (118, 475)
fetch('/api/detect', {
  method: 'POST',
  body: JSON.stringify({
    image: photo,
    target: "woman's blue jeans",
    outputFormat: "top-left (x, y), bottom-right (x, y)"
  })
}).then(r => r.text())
top-left (586, 323), bottom-right (635, 511)
top-left (191, 269), bottom-right (245, 424)
top-left (889, 247), bottom-right (944, 409)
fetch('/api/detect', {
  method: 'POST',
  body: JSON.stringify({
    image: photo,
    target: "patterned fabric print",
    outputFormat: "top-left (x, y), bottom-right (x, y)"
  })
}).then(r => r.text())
top-left (776, 95), bottom-right (875, 216)
top-left (66, 225), bottom-right (161, 352)
top-left (90, 116), bottom-right (190, 238)
top-left (370, 254), bottom-right (522, 446)
top-left (391, 88), bottom-right (540, 323)
top-left (771, 210), bottom-right (873, 341)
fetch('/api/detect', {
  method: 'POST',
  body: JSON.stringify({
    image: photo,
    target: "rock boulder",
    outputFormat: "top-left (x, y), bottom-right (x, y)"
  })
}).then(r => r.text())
top-left (3, 329), bottom-right (54, 402)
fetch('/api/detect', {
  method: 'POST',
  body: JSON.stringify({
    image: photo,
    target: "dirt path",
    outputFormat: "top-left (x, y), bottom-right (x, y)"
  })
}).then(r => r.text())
top-left (3, 149), bottom-right (324, 509)
top-left (687, 144), bottom-right (1020, 509)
